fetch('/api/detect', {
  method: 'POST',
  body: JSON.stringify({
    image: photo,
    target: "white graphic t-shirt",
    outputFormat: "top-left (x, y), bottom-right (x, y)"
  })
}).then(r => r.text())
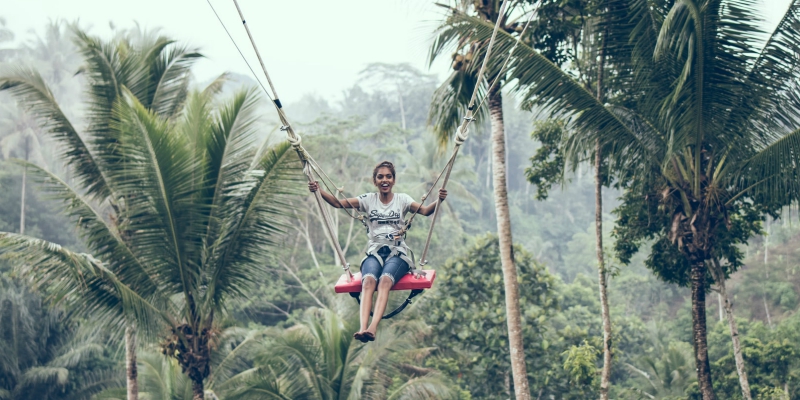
top-left (357, 192), bottom-right (415, 266)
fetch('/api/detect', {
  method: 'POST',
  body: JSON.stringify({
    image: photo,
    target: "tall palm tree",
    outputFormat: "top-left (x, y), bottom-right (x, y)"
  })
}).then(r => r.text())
top-left (0, 86), bottom-right (297, 399)
top-left (0, 105), bottom-right (45, 236)
top-left (442, 1), bottom-right (800, 398)
top-left (428, 2), bottom-right (535, 397)
top-left (1, 29), bottom-right (298, 400)
top-left (221, 307), bottom-right (456, 400)
top-left (1, 28), bottom-right (203, 400)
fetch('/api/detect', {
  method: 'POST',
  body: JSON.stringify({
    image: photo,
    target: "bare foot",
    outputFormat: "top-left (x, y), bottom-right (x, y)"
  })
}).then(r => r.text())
top-left (353, 331), bottom-right (366, 342)
top-left (363, 329), bottom-right (376, 342)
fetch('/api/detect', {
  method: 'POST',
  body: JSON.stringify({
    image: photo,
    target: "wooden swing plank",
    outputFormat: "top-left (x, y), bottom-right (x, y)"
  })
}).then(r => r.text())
top-left (334, 270), bottom-right (436, 293)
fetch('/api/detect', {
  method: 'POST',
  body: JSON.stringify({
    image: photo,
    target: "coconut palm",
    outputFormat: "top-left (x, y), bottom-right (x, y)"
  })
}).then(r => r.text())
top-left (1, 29), bottom-right (299, 400)
top-left (220, 306), bottom-right (456, 400)
top-left (0, 85), bottom-right (297, 399)
top-left (1, 28), bottom-right (205, 400)
top-left (438, 1), bottom-right (800, 398)
top-left (427, 1), bottom-right (537, 397)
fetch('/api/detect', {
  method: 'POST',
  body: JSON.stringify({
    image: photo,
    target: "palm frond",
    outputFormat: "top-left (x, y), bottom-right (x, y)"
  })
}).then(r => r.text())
top-left (385, 374), bottom-right (457, 400)
top-left (441, 11), bottom-right (655, 167)
top-left (202, 73), bottom-right (229, 97)
top-left (202, 140), bottom-right (299, 313)
top-left (427, 69), bottom-right (489, 147)
top-left (730, 127), bottom-right (800, 205)
top-left (733, 0), bottom-right (800, 142)
top-left (199, 88), bottom-right (261, 253)
top-left (0, 233), bottom-right (173, 339)
top-left (109, 90), bottom-right (201, 311)
top-left (72, 29), bottom-right (142, 171)
top-left (0, 66), bottom-right (112, 200)
top-left (16, 366), bottom-right (69, 388)
top-left (207, 327), bottom-right (269, 388)
top-left (143, 38), bottom-right (203, 118)
top-left (17, 159), bottom-right (165, 305)
top-left (47, 343), bottom-right (104, 369)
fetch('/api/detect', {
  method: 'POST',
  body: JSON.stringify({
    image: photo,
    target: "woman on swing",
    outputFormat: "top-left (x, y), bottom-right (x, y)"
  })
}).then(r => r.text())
top-left (309, 161), bottom-right (447, 342)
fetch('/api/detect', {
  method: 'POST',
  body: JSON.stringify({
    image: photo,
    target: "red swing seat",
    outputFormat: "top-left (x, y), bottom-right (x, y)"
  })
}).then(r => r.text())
top-left (334, 270), bottom-right (436, 293)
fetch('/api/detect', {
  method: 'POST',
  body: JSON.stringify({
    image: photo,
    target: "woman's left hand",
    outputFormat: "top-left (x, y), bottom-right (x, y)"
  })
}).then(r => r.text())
top-left (438, 188), bottom-right (447, 201)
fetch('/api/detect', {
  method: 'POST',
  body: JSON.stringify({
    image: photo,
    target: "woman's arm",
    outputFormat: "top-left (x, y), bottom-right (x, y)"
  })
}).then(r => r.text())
top-left (308, 181), bottom-right (359, 209)
top-left (410, 189), bottom-right (447, 216)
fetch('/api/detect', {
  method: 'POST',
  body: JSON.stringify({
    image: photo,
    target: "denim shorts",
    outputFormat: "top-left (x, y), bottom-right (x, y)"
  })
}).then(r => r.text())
top-left (360, 246), bottom-right (410, 286)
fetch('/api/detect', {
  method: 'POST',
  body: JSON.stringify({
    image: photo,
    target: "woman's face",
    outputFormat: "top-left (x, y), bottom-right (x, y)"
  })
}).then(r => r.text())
top-left (374, 167), bottom-right (395, 194)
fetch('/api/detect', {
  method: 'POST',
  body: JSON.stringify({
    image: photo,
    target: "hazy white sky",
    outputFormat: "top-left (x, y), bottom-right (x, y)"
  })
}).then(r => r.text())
top-left (2, 0), bottom-right (793, 103)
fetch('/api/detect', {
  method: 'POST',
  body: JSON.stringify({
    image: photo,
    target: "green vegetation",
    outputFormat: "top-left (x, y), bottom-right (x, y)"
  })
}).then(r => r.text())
top-left (2, 1), bottom-right (800, 398)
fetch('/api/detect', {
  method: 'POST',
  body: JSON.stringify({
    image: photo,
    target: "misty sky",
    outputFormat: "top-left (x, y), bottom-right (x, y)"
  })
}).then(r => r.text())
top-left (3, 0), bottom-right (792, 103)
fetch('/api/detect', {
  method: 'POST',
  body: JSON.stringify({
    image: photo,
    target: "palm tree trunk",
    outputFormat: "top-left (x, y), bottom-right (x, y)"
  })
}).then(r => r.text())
top-left (595, 19), bottom-right (612, 399)
top-left (20, 138), bottom-right (29, 235)
top-left (192, 378), bottom-right (204, 400)
top-left (488, 84), bottom-right (530, 400)
top-left (595, 140), bottom-right (612, 400)
top-left (125, 324), bottom-right (138, 400)
top-left (398, 87), bottom-right (406, 130)
top-left (711, 259), bottom-right (751, 400)
top-left (19, 164), bottom-right (26, 235)
top-left (690, 258), bottom-right (717, 400)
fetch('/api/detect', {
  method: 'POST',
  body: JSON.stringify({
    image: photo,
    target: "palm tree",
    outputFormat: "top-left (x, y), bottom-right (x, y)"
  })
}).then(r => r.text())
top-left (0, 104), bottom-right (45, 236)
top-left (1, 28), bottom-right (298, 399)
top-left (221, 306), bottom-right (456, 400)
top-left (1, 28), bottom-right (203, 400)
top-left (427, 2), bottom-right (535, 397)
top-left (441, 1), bottom-right (800, 398)
top-left (0, 86), bottom-right (297, 399)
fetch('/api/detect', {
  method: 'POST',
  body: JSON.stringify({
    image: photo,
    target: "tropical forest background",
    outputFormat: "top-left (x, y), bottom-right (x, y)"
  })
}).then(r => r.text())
top-left (1, 0), bottom-right (800, 399)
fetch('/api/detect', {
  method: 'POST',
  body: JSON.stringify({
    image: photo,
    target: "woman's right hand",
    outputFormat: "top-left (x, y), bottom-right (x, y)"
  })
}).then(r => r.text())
top-left (308, 181), bottom-right (319, 192)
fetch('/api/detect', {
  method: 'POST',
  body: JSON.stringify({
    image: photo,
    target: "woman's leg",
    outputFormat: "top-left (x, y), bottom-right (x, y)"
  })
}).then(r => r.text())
top-left (365, 255), bottom-right (409, 336)
top-left (366, 276), bottom-right (394, 335)
top-left (358, 255), bottom-right (382, 337)
top-left (360, 276), bottom-right (377, 333)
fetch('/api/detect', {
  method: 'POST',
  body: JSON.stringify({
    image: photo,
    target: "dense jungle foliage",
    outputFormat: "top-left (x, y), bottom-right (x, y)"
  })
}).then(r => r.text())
top-left (2, 1), bottom-right (800, 398)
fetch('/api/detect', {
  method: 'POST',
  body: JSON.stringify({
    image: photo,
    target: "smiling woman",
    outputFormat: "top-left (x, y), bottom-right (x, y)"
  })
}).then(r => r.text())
top-left (309, 160), bottom-right (446, 342)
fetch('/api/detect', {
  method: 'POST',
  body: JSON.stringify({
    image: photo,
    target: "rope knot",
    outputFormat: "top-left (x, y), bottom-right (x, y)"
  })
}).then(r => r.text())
top-left (287, 133), bottom-right (302, 148)
top-left (454, 125), bottom-right (469, 146)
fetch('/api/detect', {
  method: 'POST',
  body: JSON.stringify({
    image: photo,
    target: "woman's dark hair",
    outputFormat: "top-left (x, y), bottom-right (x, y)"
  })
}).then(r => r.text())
top-left (372, 161), bottom-right (396, 182)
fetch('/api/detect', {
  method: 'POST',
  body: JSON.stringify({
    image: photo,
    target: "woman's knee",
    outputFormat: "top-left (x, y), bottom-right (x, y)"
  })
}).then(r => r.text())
top-left (363, 275), bottom-right (378, 289)
top-left (378, 275), bottom-right (394, 289)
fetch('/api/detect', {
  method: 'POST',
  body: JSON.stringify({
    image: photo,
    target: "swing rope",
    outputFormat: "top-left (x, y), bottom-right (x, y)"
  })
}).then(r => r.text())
top-left (400, 0), bottom-right (541, 267)
top-left (228, 0), bottom-right (355, 280)
top-left (209, 0), bottom-right (535, 279)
